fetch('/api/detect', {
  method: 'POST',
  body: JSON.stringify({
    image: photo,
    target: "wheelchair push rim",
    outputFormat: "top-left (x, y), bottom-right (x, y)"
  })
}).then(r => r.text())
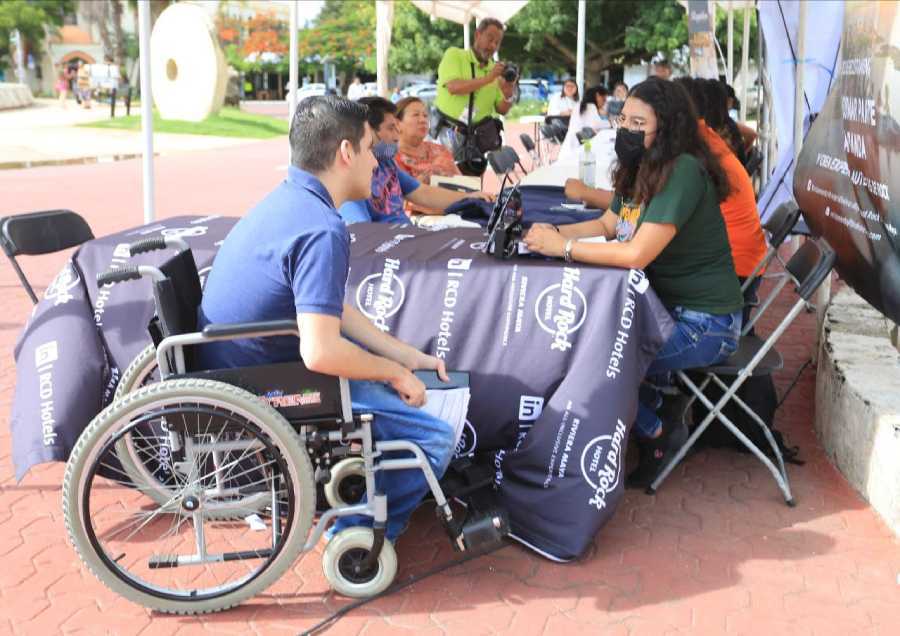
top-left (63, 379), bottom-right (316, 613)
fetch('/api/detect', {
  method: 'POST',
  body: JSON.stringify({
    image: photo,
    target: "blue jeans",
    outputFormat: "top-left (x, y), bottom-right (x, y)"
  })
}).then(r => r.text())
top-left (634, 307), bottom-right (742, 438)
top-left (329, 380), bottom-right (456, 541)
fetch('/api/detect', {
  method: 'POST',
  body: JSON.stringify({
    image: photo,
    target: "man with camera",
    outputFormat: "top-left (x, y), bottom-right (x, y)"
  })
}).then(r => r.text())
top-left (434, 18), bottom-right (517, 175)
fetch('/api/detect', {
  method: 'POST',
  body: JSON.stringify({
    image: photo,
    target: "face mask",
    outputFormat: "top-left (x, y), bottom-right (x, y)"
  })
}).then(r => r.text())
top-left (373, 141), bottom-right (398, 162)
top-left (614, 127), bottom-right (646, 166)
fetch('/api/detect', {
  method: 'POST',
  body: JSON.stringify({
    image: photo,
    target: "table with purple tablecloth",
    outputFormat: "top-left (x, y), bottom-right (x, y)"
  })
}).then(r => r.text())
top-left (11, 215), bottom-right (672, 561)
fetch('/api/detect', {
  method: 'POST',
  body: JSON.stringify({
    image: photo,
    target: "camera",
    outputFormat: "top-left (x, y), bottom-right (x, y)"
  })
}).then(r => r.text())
top-left (501, 62), bottom-right (519, 83)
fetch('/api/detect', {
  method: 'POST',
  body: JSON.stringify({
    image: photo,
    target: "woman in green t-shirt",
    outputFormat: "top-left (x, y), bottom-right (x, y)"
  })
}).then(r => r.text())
top-left (524, 78), bottom-right (744, 488)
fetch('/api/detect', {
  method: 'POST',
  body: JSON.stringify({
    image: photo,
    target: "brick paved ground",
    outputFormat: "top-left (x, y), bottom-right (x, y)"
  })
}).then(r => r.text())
top-left (1, 121), bottom-right (898, 635)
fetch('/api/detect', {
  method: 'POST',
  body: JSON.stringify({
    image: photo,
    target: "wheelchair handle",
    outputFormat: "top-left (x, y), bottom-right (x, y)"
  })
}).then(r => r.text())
top-left (97, 267), bottom-right (142, 286)
top-left (129, 236), bottom-right (190, 256)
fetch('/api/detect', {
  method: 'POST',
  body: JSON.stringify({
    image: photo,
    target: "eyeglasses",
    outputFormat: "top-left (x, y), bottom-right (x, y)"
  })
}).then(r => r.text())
top-left (612, 113), bottom-right (656, 135)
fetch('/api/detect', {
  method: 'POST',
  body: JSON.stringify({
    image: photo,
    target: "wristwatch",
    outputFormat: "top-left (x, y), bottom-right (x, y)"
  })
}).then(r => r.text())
top-left (564, 239), bottom-right (574, 263)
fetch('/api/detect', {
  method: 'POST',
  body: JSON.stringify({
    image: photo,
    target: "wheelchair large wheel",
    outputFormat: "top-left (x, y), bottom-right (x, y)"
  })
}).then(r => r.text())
top-left (323, 527), bottom-right (397, 598)
top-left (114, 343), bottom-right (158, 400)
top-left (63, 378), bottom-right (316, 614)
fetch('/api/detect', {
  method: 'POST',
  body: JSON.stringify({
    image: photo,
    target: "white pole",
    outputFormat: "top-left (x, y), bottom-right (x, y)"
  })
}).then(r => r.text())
top-left (576, 0), bottom-right (586, 98)
top-left (793, 0), bottom-right (806, 164)
top-left (740, 6), bottom-right (750, 121)
top-left (375, 0), bottom-right (393, 97)
top-left (727, 1), bottom-right (734, 85)
top-left (288, 0), bottom-right (298, 165)
top-left (137, 0), bottom-right (155, 223)
top-left (463, 18), bottom-right (470, 50)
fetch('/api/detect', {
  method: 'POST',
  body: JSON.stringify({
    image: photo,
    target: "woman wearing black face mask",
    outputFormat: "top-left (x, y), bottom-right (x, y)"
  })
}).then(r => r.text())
top-left (524, 78), bottom-right (744, 487)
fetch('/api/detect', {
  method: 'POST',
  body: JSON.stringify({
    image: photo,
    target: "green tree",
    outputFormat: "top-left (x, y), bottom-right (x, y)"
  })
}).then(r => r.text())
top-left (504, 0), bottom-right (647, 81)
top-left (0, 0), bottom-right (73, 72)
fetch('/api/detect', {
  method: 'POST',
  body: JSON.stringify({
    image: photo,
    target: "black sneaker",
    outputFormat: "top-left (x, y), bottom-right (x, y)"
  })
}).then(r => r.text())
top-left (625, 418), bottom-right (689, 490)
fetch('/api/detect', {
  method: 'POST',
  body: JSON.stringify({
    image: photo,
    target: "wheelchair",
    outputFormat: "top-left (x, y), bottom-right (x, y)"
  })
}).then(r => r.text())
top-left (63, 237), bottom-right (507, 614)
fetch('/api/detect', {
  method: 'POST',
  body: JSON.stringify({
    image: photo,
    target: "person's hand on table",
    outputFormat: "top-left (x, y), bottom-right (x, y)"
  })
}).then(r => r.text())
top-left (564, 178), bottom-right (589, 202)
top-left (523, 223), bottom-right (567, 258)
top-left (401, 348), bottom-right (450, 383)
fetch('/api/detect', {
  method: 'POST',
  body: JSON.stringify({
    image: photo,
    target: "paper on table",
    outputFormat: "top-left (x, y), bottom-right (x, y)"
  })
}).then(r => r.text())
top-left (421, 388), bottom-right (471, 449)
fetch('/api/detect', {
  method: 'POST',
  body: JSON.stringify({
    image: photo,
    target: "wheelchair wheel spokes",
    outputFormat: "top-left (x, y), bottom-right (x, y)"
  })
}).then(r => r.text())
top-left (64, 380), bottom-right (315, 613)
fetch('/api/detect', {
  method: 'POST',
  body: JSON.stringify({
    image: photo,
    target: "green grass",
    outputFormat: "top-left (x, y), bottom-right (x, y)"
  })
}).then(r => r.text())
top-left (80, 107), bottom-right (288, 138)
top-left (506, 99), bottom-right (547, 122)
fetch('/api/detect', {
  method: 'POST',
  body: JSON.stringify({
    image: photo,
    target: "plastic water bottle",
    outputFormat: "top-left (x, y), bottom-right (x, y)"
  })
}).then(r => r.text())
top-left (579, 140), bottom-right (596, 188)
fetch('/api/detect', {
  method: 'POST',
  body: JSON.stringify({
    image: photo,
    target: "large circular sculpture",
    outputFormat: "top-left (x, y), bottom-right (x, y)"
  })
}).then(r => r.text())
top-left (150, 3), bottom-right (227, 122)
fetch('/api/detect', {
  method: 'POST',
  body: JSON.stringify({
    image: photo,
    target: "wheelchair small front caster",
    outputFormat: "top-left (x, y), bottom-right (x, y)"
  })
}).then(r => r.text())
top-left (323, 527), bottom-right (397, 598)
top-left (324, 457), bottom-right (366, 508)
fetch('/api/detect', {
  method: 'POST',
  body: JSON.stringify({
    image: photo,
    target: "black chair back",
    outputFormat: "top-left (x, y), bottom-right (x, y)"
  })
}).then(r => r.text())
top-left (1, 209), bottom-right (94, 304)
top-left (1, 209), bottom-right (93, 256)
top-left (785, 238), bottom-right (836, 301)
top-left (744, 148), bottom-right (763, 177)
top-left (764, 201), bottom-right (802, 249)
top-left (487, 146), bottom-right (519, 175)
top-left (519, 133), bottom-right (536, 153)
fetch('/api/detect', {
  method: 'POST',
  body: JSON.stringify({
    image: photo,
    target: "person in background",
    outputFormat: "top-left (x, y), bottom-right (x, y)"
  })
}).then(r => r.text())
top-left (559, 85), bottom-right (611, 156)
top-left (433, 18), bottom-right (516, 128)
top-left (390, 86), bottom-right (402, 104)
top-left (722, 81), bottom-right (759, 154)
top-left (548, 78), bottom-right (579, 117)
top-left (56, 66), bottom-right (69, 108)
top-left (676, 76), bottom-right (767, 324)
top-left (701, 79), bottom-right (750, 165)
top-left (76, 61), bottom-right (92, 109)
top-left (347, 76), bottom-right (364, 101)
top-left (339, 97), bottom-right (492, 224)
top-left (197, 95), bottom-right (455, 544)
top-left (651, 59), bottom-right (673, 80)
top-left (523, 78), bottom-right (742, 488)
top-left (395, 96), bottom-right (460, 184)
top-left (603, 81), bottom-right (629, 118)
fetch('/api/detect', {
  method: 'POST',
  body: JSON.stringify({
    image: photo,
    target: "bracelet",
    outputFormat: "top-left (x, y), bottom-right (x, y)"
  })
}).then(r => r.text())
top-left (552, 224), bottom-right (560, 233)
top-left (564, 238), bottom-right (574, 263)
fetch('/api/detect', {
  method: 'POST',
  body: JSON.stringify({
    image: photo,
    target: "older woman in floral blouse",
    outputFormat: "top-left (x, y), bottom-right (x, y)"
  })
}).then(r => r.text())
top-left (395, 96), bottom-right (461, 184)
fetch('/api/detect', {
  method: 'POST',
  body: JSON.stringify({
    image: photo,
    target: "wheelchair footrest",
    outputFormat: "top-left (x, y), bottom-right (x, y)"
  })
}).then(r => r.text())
top-left (439, 456), bottom-right (495, 500)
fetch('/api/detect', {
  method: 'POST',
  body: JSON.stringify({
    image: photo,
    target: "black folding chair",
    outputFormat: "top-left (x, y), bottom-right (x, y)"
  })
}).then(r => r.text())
top-left (519, 133), bottom-right (542, 169)
top-left (648, 238), bottom-right (837, 504)
top-left (0, 209), bottom-right (94, 304)
top-left (487, 146), bottom-right (526, 181)
top-left (575, 127), bottom-right (597, 144)
top-left (741, 201), bottom-right (801, 290)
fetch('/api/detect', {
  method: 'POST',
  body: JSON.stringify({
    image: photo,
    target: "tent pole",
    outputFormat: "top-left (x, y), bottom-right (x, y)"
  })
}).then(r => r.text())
top-left (376, 0), bottom-right (393, 97)
top-left (727, 1), bottom-right (734, 85)
top-left (576, 0), bottom-right (586, 97)
top-left (137, 0), bottom-right (155, 223)
top-left (791, 0), bottom-right (806, 253)
top-left (463, 18), bottom-right (469, 50)
top-left (289, 0), bottom-right (298, 165)
top-left (739, 6), bottom-right (749, 121)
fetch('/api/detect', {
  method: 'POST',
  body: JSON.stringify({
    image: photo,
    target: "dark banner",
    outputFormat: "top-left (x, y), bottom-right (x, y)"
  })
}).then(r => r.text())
top-left (11, 218), bottom-right (673, 561)
top-left (794, 1), bottom-right (900, 323)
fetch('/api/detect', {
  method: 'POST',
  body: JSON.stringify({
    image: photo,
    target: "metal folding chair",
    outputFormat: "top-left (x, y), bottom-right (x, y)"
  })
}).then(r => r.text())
top-left (519, 133), bottom-right (542, 169)
top-left (1, 209), bottom-right (94, 304)
top-left (647, 237), bottom-right (836, 504)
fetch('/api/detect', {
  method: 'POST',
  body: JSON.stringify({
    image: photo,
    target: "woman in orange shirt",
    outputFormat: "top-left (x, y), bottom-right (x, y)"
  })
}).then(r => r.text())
top-left (676, 77), bottom-right (767, 302)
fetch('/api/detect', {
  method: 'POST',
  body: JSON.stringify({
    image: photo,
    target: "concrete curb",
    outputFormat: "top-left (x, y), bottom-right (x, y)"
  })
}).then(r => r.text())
top-left (815, 287), bottom-right (900, 536)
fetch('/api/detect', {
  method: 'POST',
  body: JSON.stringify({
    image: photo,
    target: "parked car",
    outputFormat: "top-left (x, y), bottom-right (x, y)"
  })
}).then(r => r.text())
top-left (516, 79), bottom-right (548, 104)
top-left (285, 82), bottom-right (327, 103)
top-left (362, 82), bottom-right (379, 97)
top-left (401, 82), bottom-right (437, 98)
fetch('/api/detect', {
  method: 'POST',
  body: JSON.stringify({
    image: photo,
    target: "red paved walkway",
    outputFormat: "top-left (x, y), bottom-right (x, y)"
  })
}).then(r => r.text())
top-left (1, 125), bottom-right (898, 634)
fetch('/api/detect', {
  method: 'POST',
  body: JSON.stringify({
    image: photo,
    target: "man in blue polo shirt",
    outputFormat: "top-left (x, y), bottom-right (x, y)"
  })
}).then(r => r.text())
top-left (339, 97), bottom-right (493, 224)
top-left (198, 96), bottom-right (455, 542)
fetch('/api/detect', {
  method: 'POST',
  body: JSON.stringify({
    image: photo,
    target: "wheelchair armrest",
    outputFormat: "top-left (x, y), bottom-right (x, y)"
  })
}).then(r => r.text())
top-left (201, 319), bottom-right (299, 339)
